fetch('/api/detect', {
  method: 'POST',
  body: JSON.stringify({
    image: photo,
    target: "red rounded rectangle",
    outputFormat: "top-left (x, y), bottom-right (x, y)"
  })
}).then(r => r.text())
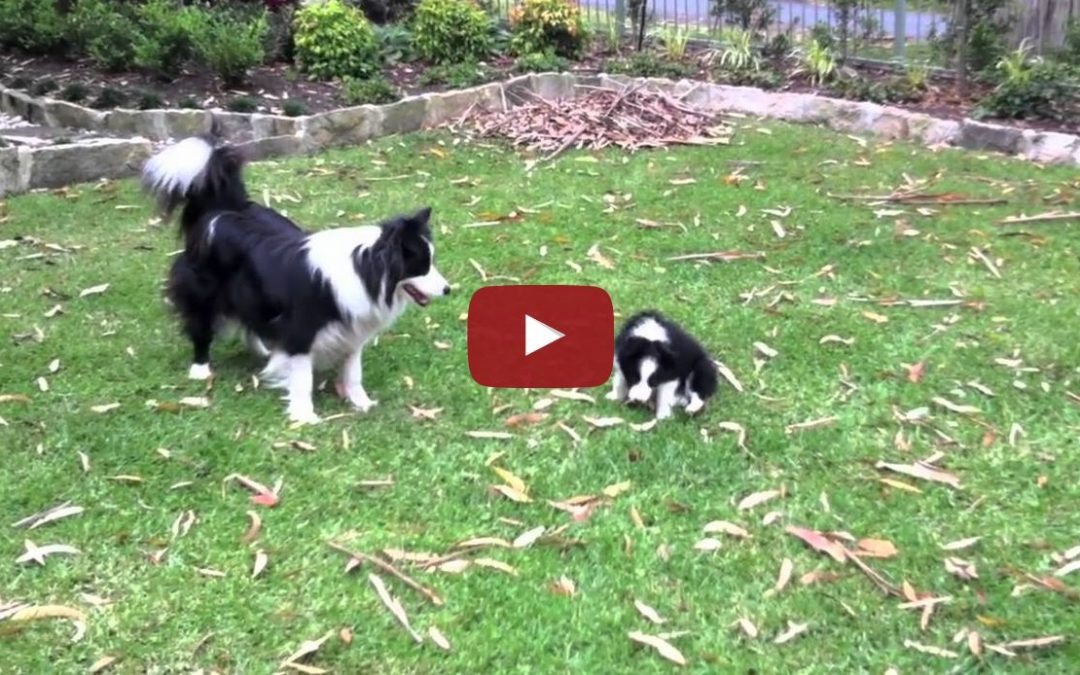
top-left (467, 285), bottom-right (614, 389)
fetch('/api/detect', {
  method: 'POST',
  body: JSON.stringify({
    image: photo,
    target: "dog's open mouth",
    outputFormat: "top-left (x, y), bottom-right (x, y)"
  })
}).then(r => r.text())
top-left (403, 283), bottom-right (430, 307)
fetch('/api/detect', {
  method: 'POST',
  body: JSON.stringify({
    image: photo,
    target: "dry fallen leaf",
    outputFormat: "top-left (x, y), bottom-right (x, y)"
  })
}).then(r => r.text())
top-left (940, 536), bottom-right (981, 551)
top-left (693, 537), bottom-right (722, 552)
top-left (79, 283), bottom-right (110, 298)
top-left (466, 430), bottom-right (515, 440)
top-left (634, 599), bottom-right (666, 625)
top-left (88, 656), bottom-right (117, 673)
top-left (550, 575), bottom-right (576, 596)
top-left (702, 520), bottom-right (751, 539)
top-left (16, 540), bottom-right (81, 565)
top-left (505, 412), bottom-right (548, 427)
top-left (628, 631), bottom-right (686, 666)
top-left (602, 480), bottom-right (632, 498)
top-left (490, 484), bottom-right (532, 503)
top-left (876, 461), bottom-right (962, 489)
top-left (513, 526), bottom-right (545, 549)
top-left (491, 466), bottom-right (528, 495)
top-left (252, 549), bottom-right (268, 578)
top-left (473, 558), bottom-right (518, 576)
top-left (242, 511), bottom-right (262, 544)
top-left (737, 489), bottom-right (780, 511)
top-left (766, 558), bottom-right (794, 596)
top-left (856, 538), bottom-right (899, 559)
top-left (785, 526), bottom-right (847, 564)
top-left (582, 415), bottom-right (624, 429)
top-left (799, 570), bottom-right (843, 586)
top-left (904, 640), bottom-right (959, 658)
top-left (774, 621), bottom-right (809, 644)
top-left (368, 573), bottom-right (422, 642)
top-left (428, 626), bottom-right (451, 651)
top-left (280, 632), bottom-right (333, 673)
top-left (734, 617), bottom-right (758, 639)
top-left (932, 396), bottom-right (982, 415)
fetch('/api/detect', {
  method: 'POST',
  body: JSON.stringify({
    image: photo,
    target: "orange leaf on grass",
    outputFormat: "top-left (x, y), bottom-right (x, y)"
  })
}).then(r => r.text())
top-left (785, 526), bottom-right (847, 564)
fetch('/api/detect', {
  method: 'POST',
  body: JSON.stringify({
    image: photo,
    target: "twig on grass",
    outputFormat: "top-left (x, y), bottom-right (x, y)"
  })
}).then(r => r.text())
top-left (997, 211), bottom-right (1080, 226)
top-left (326, 541), bottom-right (444, 606)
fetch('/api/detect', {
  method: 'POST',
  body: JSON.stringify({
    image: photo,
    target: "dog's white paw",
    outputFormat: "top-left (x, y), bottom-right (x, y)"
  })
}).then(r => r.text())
top-left (655, 407), bottom-right (674, 421)
top-left (605, 390), bottom-right (622, 401)
top-left (287, 405), bottom-right (321, 425)
top-left (336, 380), bottom-right (378, 413)
top-left (684, 398), bottom-right (705, 415)
top-left (188, 363), bottom-right (212, 380)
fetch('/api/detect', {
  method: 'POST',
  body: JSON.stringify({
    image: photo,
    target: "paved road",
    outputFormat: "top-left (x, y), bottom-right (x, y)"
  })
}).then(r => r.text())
top-left (579, 0), bottom-right (949, 40)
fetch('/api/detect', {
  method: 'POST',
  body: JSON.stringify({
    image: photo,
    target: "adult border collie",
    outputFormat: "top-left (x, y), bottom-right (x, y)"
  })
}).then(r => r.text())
top-left (142, 135), bottom-right (450, 424)
top-left (606, 310), bottom-right (717, 420)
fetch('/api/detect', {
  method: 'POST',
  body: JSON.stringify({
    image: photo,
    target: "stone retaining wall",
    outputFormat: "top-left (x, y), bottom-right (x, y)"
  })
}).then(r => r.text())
top-left (0, 73), bottom-right (1077, 196)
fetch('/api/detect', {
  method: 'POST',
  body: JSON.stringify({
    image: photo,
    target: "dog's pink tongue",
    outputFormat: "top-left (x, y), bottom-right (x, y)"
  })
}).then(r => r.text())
top-left (334, 380), bottom-right (348, 399)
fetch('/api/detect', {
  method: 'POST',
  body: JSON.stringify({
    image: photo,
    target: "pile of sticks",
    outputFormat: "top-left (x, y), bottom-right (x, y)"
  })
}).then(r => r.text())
top-left (464, 84), bottom-right (732, 160)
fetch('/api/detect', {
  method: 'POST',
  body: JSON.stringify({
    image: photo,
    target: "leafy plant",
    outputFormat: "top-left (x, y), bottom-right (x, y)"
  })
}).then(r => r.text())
top-left (374, 23), bottom-right (417, 65)
top-left (513, 49), bottom-right (571, 73)
top-left (412, 0), bottom-right (492, 64)
top-left (7, 75), bottom-right (31, 90)
top-left (650, 23), bottom-right (690, 62)
top-left (341, 75), bottom-right (400, 104)
top-left (30, 78), bottom-right (57, 97)
top-left (710, 27), bottom-right (758, 72)
top-left (1062, 18), bottom-right (1080, 65)
top-left (509, 0), bottom-right (586, 58)
top-left (798, 38), bottom-right (836, 87)
top-left (92, 86), bottom-right (127, 110)
top-left (831, 72), bottom-right (922, 104)
top-left (67, 0), bottom-right (139, 72)
top-left (931, 0), bottom-right (1010, 74)
top-left (293, 0), bottom-right (379, 80)
top-left (995, 39), bottom-right (1034, 86)
top-left (0, 0), bottom-right (66, 54)
top-left (263, 1), bottom-right (297, 63)
top-left (136, 90), bottom-right (165, 110)
top-left (192, 6), bottom-right (268, 86)
top-left (903, 61), bottom-right (930, 91)
top-left (226, 96), bottom-right (259, 113)
top-left (133, 0), bottom-right (205, 79)
top-left (606, 52), bottom-right (693, 79)
top-left (976, 60), bottom-right (1077, 122)
top-left (59, 82), bottom-right (90, 102)
top-left (418, 60), bottom-right (490, 87)
top-left (178, 96), bottom-right (202, 109)
top-left (282, 99), bottom-right (309, 117)
top-left (808, 23), bottom-right (834, 51)
top-left (761, 31), bottom-right (792, 62)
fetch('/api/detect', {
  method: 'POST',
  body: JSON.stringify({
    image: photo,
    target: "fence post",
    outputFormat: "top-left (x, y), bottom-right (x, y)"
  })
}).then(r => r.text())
top-left (615, 0), bottom-right (626, 38)
top-left (894, 0), bottom-right (907, 59)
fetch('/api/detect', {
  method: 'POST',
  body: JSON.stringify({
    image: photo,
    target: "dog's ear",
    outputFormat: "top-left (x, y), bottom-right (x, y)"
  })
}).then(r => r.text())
top-left (411, 206), bottom-right (432, 226)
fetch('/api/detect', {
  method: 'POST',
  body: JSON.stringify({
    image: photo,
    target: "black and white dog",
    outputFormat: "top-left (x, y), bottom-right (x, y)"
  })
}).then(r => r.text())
top-left (142, 136), bottom-right (450, 424)
top-left (606, 311), bottom-right (718, 420)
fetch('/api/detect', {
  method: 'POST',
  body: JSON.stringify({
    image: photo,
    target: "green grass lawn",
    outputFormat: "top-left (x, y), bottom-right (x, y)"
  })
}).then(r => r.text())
top-left (2, 122), bottom-right (1079, 673)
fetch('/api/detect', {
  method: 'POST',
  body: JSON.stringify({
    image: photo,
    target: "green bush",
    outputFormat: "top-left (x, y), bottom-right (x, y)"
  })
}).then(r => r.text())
top-left (282, 99), bottom-right (309, 117)
top-left (192, 6), bottom-right (268, 85)
top-left (0, 0), bottom-right (66, 54)
top-left (30, 78), bottom-right (57, 96)
top-left (60, 82), bottom-right (90, 102)
top-left (178, 96), bottom-right (202, 109)
top-left (411, 0), bottom-right (492, 65)
top-left (136, 90), bottom-right (165, 110)
top-left (513, 49), bottom-right (570, 73)
top-left (975, 61), bottom-right (1078, 122)
top-left (133, 0), bottom-right (205, 79)
top-left (226, 96), bottom-right (259, 113)
top-left (375, 23), bottom-right (417, 65)
top-left (341, 75), bottom-right (400, 104)
top-left (830, 73), bottom-right (922, 104)
top-left (68, 0), bottom-right (139, 72)
top-left (293, 0), bottom-right (379, 80)
top-left (606, 52), bottom-right (693, 79)
top-left (418, 60), bottom-right (490, 87)
top-left (509, 0), bottom-right (586, 58)
top-left (1060, 18), bottom-right (1080, 65)
top-left (92, 86), bottom-right (127, 109)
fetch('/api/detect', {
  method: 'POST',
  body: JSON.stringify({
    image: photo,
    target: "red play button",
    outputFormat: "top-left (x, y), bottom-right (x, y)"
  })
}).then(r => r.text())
top-left (467, 285), bottom-right (614, 389)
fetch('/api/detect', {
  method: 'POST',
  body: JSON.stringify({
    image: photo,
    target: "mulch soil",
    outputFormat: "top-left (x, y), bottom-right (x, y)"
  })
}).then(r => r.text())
top-left (2, 46), bottom-right (1077, 137)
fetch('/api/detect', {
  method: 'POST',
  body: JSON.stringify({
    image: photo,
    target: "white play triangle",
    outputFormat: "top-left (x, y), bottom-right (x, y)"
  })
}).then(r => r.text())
top-left (524, 314), bottom-right (565, 356)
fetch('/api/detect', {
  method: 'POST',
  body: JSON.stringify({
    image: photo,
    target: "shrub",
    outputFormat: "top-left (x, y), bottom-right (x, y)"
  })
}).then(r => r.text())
top-left (226, 96), bottom-right (259, 112)
top-left (357, 0), bottom-right (417, 24)
top-left (418, 60), bottom-right (490, 87)
top-left (0, 0), bottom-right (66, 54)
top-left (136, 90), bottom-right (165, 110)
top-left (606, 52), bottom-right (693, 79)
top-left (1061, 18), bottom-right (1080, 65)
top-left (975, 61), bottom-right (1078, 122)
top-left (293, 0), bottom-right (379, 80)
top-left (282, 99), bottom-right (309, 117)
top-left (67, 0), bottom-right (139, 72)
top-left (264, 1), bottom-right (297, 63)
top-left (30, 78), bottom-right (57, 97)
top-left (509, 0), bottom-right (586, 58)
top-left (513, 49), bottom-right (570, 73)
top-left (341, 75), bottom-right (400, 104)
top-left (191, 6), bottom-right (268, 85)
top-left (7, 75), bottom-right (32, 90)
top-left (709, 0), bottom-right (773, 34)
top-left (178, 96), bottom-right (202, 109)
top-left (831, 73), bottom-right (922, 104)
top-left (798, 38), bottom-right (836, 86)
top-left (60, 82), bottom-right (90, 102)
top-left (411, 0), bottom-right (492, 64)
top-left (92, 86), bottom-right (127, 109)
top-left (133, 0), bottom-right (205, 79)
top-left (375, 23), bottom-right (417, 65)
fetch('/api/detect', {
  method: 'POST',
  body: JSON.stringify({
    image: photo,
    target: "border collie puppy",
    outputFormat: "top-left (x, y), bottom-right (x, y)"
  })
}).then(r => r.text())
top-left (606, 310), bottom-right (718, 420)
top-left (142, 135), bottom-right (451, 424)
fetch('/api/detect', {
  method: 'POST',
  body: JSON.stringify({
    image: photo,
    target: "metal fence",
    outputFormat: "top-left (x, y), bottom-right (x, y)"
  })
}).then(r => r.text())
top-left (491, 0), bottom-right (1079, 65)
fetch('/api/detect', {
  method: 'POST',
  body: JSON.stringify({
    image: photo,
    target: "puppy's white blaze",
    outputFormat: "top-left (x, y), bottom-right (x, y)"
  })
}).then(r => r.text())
top-left (628, 357), bottom-right (658, 402)
top-left (304, 226), bottom-right (383, 318)
top-left (142, 136), bottom-right (213, 196)
top-left (630, 317), bottom-right (669, 344)
top-left (188, 363), bottom-right (212, 380)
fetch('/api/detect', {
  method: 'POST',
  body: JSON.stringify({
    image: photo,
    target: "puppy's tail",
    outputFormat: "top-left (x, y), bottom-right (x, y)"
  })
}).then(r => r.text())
top-left (141, 135), bottom-right (249, 241)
